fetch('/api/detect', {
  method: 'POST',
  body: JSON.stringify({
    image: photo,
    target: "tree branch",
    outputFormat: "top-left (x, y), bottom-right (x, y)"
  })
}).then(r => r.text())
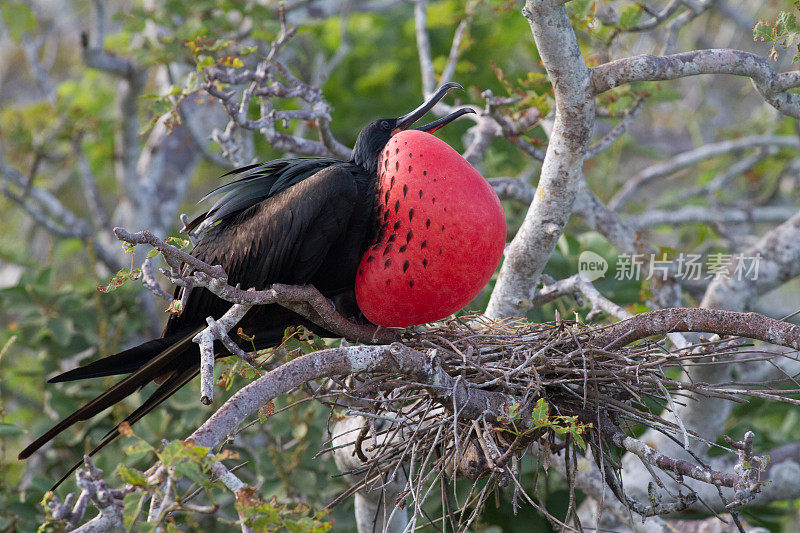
top-left (485, 0), bottom-right (594, 318)
top-left (609, 134), bottom-right (800, 210)
top-left (625, 205), bottom-right (797, 230)
top-left (592, 307), bottom-right (800, 351)
top-left (590, 49), bottom-right (800, 118)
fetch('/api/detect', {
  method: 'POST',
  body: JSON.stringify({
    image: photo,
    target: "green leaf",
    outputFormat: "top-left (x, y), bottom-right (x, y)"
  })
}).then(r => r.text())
top-left (196, 56), bottom-right (215, 70)
top-left (753, 21), bottom-right (775, 42)
top-left (570, 0), bottom-right (596, 20)
top-left (618, 5), bottom-right (642, 30)
top-left (158, 440), bottom-right (185, 466)
top-left (220, 56), bottom-right (243, 68)
top-left (165, 236), bottom-right (191, 250)
top-left (776, 12), bottom-right (798, 34)
top-left (531, 398), bottom-right (549, 424)
top-left (137, 116), bottom-right (159, 135)
top-left (125, 439), bottom-right (155, 460)
top-left (174, 460), bottom-right (206, 485)
top-left (123, 492), bottom-right (147, 531)
top-left (47, 317), bottom-right (74, 346)
top-left (0, 422), bottom-right (24, 437)
top-left (116, 464), bottom-right (148, 486)
top-left (1, 2), bottom-right (36, 43)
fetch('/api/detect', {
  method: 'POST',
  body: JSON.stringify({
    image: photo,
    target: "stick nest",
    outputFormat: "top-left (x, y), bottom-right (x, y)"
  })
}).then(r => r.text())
top-left (321, 315), bottom-right (797, 527)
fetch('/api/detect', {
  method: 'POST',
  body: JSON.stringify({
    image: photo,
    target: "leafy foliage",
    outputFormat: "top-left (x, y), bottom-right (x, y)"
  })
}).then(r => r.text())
top-left (754, 2), bottom-right (800, 61)
top-left (2, 0), bottom-right (800, 531)
top-left (0, 2), bottom-right (35, 43)
top-left (498, 399), bottom-right (592, 452)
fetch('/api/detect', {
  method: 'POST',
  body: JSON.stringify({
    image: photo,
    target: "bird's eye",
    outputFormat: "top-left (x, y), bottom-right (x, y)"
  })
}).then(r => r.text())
top-left (380, 120), bottom-right (391, 130)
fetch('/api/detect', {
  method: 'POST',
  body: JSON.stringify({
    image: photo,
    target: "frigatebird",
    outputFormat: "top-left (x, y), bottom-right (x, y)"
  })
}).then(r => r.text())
top-left (18, 83), bottom-right (479, 483)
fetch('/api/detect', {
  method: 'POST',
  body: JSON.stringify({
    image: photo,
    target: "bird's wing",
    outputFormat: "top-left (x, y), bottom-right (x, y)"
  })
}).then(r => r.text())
top-left (166, 164), bottom-right (363, 334)
top-left (183, 158), bottom-right (340, 234)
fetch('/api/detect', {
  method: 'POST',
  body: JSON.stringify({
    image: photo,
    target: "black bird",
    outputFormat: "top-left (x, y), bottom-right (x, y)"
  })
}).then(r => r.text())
top-left (19, 83), bottom-right (473, 486)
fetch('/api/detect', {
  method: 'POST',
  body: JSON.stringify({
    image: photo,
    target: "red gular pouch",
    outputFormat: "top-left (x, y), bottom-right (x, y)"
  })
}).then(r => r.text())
top-left (355, 129), bottom-right (506, 327)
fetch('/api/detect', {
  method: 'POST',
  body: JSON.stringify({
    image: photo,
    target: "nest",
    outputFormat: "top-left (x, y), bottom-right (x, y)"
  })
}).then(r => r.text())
top-left (318, 315), bottom-right (800, 529)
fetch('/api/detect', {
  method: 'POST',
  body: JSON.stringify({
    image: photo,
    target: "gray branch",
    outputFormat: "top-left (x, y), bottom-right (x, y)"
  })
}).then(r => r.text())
top-left (625, 205), bottom-right (797, 230)
top-left (609, 134), bottom-right (800, 210)
top-left (485, 0), bottom-right (595, 318)
top-left (590, 49), bottom-right (800, 118)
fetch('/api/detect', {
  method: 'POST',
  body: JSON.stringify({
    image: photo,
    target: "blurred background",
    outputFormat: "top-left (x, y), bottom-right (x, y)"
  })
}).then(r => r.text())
top-left (1, 0), bottom-right (799, 530)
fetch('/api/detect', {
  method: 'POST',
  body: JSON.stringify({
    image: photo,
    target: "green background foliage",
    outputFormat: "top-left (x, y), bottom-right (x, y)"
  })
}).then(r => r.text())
top-left (1, 0), bottom-right (800, 530)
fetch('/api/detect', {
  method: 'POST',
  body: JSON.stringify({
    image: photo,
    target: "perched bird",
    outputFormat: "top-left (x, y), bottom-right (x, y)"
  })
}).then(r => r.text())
top-left (19, 82), bottom-right (505, 486)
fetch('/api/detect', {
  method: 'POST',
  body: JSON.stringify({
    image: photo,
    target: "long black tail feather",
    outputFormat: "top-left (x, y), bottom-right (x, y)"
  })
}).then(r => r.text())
top-left (49, 366), bottom-right (201, 490)
top-left (18, 327), bottom-right (202, 461)
top-left (48, 333), bottom-right (189, 383)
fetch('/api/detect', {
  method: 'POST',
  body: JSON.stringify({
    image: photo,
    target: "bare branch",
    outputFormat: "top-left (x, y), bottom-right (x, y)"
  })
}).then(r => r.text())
top-left (439, 3), bottom-right (474, 86)
top-left (573, 180), bottom-right (643, 255)
top-left (81, 28), bottom-right (148, 230)
top-left (626, 205), bottom-right (797, 230)
top-left (61, 457), bottom-right (129, 533)
top-left (20, 31), bottom-right (55, 102)
top-left (592, 308), bottom-right (800, 351)
top-left (462, 115), bottom-right (502, 165)
top-left (531, 275), bottom-right (631, 320)
top-left (141, 256), bottom-right (172, 301)
top-left (413, 0), bottom-right (437, 97)
top-left (113, 228), bottom-right (226, 279)
top-left (202, 13), bottom-right (352, 161)
top-left (590, 49), bottom-right (800, 118)
top-left (672, 148), bottom-right (774, 204)
top-left (74, 138), bottom-right (111, 231)
top-left (609, 134), bottom-right (800, 210)
top-left (485, 0), bottom-right (594, 319)
top-left (195, 304), bottom-right (252, 404)
top-left (0, 148), bottom-right (121, 271)
top-left (585, 98), bottom-right (644, 159)
top-left (489, 176), bottom-right (536, 204)
top-left (702, 211), bottom-right (800, 311)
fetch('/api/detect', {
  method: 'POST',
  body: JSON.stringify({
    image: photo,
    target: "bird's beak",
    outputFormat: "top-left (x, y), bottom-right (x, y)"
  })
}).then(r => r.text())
top-left (393, 82), bottom-right (465, 134)
top-left (416, 108), bottom-right (476, 134)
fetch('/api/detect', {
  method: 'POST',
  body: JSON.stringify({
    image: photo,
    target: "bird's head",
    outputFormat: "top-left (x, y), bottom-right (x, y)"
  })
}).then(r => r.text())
top-left (351, 82), bottom-right (475, 175)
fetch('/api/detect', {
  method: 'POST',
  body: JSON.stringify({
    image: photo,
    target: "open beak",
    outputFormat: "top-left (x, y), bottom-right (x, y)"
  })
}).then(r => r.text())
top-left (392, 82), bottom-right (465, 134)
top-left (416, 107), bottom-right (476, 134)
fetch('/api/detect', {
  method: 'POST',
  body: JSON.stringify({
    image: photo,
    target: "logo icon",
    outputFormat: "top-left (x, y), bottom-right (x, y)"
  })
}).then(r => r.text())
top-left (578, 251), bottom-right (608, 282)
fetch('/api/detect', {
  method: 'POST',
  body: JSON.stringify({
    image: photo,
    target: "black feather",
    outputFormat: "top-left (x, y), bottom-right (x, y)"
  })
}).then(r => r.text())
top-left (184, 158), bottom-right (340, 234)
top-left (49, 366), bottom-right (201, 490)
top-left (18, 327), bottom-right (203, 461)
top-left (48, 333), bottom-right (190, 383)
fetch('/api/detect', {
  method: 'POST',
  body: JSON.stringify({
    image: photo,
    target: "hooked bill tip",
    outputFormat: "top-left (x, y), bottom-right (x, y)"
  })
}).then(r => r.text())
top-left (394, 82), bottom-right (468, 132)
top-left (416, 107), bottom-right (476, 134)
top-left (439, 81), bottom-right (464, 93)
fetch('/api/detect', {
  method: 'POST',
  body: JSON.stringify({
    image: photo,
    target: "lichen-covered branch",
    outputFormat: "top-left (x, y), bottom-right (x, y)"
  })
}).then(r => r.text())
top-left (590, 49), bottom-right (800, 118)
top-left (485, 0), bottom-right (595, 318)
top-left (113, 226), bottom-right (400, 403)
top-left (51, 457), bottom-right (130, 533)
